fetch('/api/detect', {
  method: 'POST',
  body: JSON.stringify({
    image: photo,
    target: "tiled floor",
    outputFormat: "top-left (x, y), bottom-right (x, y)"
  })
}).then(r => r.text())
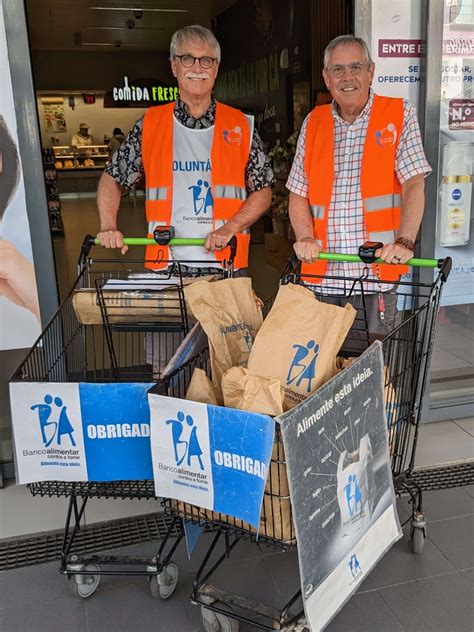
top-left (1, 198), bottom-right (472, 629)
top-left (1, 417), bottom-right (472, 540)
top-left (0, 488), bottom-right (472, 631)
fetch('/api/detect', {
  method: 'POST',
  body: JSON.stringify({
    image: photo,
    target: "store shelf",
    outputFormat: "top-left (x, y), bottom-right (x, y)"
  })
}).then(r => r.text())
top-left (57, 166), bottom-right (105, 172)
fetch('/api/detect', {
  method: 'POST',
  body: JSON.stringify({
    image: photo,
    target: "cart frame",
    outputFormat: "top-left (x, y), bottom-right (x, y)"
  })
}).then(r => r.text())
top-left (168, 258), bottom-right (451, 631)
top-left (10, 239), bottom-right (234, 599)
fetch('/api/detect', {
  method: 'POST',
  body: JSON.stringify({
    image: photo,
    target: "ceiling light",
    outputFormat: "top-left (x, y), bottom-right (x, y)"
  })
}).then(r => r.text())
top-left (82, 42), bottom-right (144, 47)
top-left (84, 26), bottom-right (165, 31)
top-left (90, 6), bottom-right (188, 13)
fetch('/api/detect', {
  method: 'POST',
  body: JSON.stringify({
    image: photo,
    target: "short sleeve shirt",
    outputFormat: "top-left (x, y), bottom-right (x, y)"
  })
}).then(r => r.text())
top-left (105, 98), bottom-right (275, 193)
top-left (286, 90), bottom-right (431, 283)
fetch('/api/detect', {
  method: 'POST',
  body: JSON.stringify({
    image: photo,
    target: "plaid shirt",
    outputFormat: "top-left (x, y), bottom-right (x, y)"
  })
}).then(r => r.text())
top-left (286, 91), bottom-right (431, 289)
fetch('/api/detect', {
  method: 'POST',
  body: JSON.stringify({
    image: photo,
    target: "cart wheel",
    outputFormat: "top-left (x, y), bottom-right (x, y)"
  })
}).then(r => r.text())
top-left (149, 562), bottom-right (179, 600)
top-left (201, 603), bottom-right (239, 632)
top-left (411, 526), bottom-right (425, 554)
top-left (68, 564), bottom-right (101, 599)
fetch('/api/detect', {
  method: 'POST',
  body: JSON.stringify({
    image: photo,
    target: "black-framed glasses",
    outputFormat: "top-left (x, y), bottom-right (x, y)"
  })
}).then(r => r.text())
top-left (327, 62), bottom-right (370, 77)
top-left (174, 54), bottom-right (217, 69)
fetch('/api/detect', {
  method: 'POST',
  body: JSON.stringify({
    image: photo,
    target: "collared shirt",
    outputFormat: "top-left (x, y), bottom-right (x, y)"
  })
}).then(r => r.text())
top-left (105, 97), bottom-right (275, 193)
top-left (286, 90), bottom-right (431, 287)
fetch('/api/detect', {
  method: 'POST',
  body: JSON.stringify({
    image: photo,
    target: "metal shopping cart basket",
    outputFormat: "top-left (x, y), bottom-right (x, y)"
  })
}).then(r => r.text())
top-left (161, 249), bottom-right (451, 632)
top-left (9, 233), bottom-right (235, 600)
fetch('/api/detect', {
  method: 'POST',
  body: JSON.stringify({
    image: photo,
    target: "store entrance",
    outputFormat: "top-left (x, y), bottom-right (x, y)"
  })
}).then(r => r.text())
top-left (25, 0), bottom-right (352, 301)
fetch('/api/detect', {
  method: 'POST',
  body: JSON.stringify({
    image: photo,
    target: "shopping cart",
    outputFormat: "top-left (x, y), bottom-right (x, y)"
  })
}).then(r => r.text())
top-left (161, 250), bottom-right (451, 632)
top-left (10, 234), bottom-right (235, 600)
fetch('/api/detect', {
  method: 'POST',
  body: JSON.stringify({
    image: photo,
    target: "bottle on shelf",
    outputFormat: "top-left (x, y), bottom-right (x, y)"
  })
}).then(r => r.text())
top-left (439, 142), bottom-right (473, 247)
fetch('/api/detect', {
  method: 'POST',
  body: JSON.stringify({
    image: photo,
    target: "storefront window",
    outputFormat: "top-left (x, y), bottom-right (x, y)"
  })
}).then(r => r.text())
top-left (430, 0), bottom-right (473, 410)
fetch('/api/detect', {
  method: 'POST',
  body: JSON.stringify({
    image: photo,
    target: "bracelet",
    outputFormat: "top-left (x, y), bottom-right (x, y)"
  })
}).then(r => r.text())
top-left (395, 237), bottom-right (415, 251)
top-left (99, 227), bottom-right (117, 233)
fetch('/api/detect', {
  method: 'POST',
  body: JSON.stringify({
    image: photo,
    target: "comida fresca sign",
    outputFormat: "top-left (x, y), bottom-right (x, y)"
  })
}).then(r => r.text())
top-left (103, 76), bottom-right (179, 108)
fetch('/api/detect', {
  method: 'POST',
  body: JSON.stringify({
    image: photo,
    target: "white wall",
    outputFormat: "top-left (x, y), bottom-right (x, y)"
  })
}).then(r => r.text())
top-left (37, 94), bottom-right (146, 147)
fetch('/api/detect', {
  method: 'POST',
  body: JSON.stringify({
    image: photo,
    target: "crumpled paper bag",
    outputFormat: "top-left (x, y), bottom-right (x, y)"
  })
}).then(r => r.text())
top-left (184, 277), bottom-right (263, 400)
top-left (221, 366), bottom-right (284, 416)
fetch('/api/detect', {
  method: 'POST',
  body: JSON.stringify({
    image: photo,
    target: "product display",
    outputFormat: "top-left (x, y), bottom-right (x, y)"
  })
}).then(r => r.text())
top-left (52, 144), bottom-right (109, 170)
top-left (439, 142), bottom-right (473, 247)
top-left (42, 148), bottom-right (63, 235)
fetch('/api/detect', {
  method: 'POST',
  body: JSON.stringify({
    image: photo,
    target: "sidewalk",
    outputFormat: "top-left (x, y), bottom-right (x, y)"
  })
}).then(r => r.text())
top-left (0, 486), bottom-right (472, 631)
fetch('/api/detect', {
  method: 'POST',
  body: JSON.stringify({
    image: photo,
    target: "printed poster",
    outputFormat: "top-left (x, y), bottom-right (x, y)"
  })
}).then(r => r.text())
top-left (279, 343), bottom-right (401, 631)
top-left (372, 0), bottom-right (425, 112)
top-left (148, 393), bottom-right (275, 528)
top-left (42, 101), bottom-right (67, 133)
top-left (10, 382), bottom-right (154, 484)
top-left (0, 0), bottom-right (41, 350)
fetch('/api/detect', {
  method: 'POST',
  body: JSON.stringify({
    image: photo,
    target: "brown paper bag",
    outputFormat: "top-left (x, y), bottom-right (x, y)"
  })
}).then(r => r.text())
top-left (185, 368), bottom-right (219, 405)
top-left (248, 283), bottom-right (356, 410)
top-left (184, 278), bottom-right (263, 400)
top-left (171, 434), bottom-right (294, 543)
top-left (221, 367), bottom-right (284, 416)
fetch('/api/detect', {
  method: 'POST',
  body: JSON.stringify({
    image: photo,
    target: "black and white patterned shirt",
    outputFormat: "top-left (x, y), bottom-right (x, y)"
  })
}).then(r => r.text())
top-left (105, 97), bottom-right (275, 193)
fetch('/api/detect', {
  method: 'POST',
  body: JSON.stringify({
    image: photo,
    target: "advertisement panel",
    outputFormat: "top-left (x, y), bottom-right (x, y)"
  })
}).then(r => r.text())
top-left (9, 382), bottom-right (155, 484)
top-left (372, 0), bottom-right (425, 112)
top-left (149, 394), bottom-right (275, 528)
top-left (279, 343), bottom-right (401, 631)
top-left (0, 0), bottom-right (41, 350)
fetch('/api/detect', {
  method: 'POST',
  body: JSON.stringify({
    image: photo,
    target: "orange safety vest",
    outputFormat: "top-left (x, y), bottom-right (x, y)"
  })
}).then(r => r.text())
top-left (302, 94), bottom-right (409, 282)
top-left (141, 101), bottom-right (251, 270)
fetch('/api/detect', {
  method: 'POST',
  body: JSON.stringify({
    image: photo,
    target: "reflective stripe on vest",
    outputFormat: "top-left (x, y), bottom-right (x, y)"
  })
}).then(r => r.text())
top-left (141, 101), bottom-right (252, 269)
top-left (146, 187), bottom-right (169, 201)
top-left (364, 193), bottom-right (402, 212)
top-left (310, 204), bottom-right (325, 219)
top-left (214, 185), bottom-right (247, 201)
top-left (369, 230), bottom-right (396, 245)
top-left (301, 94), bottom-right (408, 283)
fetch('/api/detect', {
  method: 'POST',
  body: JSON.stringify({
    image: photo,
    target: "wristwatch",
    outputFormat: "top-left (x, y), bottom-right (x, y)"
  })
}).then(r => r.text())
top-left (395, 237), bottom-right (415, 251)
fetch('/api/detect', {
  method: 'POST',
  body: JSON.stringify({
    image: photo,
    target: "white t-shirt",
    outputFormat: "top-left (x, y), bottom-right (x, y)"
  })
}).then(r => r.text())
top-left (71, 134), bottom-right (93, 146)
top-left (148, 116), bottom-right (253, 267)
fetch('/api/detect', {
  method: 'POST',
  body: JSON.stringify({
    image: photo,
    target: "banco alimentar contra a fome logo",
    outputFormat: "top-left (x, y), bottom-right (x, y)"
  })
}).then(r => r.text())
top-left (31, 394), bottom-right (76, 448)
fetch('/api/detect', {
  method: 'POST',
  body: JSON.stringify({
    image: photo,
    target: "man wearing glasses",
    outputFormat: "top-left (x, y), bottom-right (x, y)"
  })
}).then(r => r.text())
top-left (287, 35), bottom-right (431, 336)
top-left (97, 25), bottom-right (273, 271)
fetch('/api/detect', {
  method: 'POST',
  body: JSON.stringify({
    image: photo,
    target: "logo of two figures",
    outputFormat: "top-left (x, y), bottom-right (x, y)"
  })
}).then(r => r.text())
top-left (166, 411), bottom-right (204, 470)
top-left (345, 473), bottom-right (363, 517)
top-left (287, 340), bottom-right (320, 393)
top-left (31, 394), bottom-right (76, 448)
top-left (188, 180), bottom-right (213, 216)
top-left (348, 554), bottom-right (362, 578)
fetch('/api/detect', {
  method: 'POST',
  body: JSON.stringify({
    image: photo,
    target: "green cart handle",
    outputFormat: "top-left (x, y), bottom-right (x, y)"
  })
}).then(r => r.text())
top-left (92, 237), bottom-right (207, 247)
top-left (286, 252), bottom-right (452, 282)
top-left (317, 252), bottom-right (441, 268)
top-left (80, 234), bottom-right (237, 263)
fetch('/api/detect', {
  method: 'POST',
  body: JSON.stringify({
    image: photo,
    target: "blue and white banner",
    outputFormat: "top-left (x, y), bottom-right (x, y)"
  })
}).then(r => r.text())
top-left (10, 382), bottom-right (154, 484)
top-left (148, 394), bottom-right (275, 529)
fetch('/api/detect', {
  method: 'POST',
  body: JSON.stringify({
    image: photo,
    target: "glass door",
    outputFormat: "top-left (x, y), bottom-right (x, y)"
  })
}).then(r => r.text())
top-left (428, 0), bottom-right (473, 418)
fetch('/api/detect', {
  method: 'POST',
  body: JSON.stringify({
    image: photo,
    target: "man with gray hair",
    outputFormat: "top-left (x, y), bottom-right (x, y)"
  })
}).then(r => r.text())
top-left (97, 25), bottom-right (273, 271)
top-left (287, 35), bottom-right (431, 337)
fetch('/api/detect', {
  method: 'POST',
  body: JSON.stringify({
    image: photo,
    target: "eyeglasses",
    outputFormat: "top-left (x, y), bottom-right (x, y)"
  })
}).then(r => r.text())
top-left (174, 54), bottom-right (217, 69)
top-left (327, 62), bottom-right (370, 77)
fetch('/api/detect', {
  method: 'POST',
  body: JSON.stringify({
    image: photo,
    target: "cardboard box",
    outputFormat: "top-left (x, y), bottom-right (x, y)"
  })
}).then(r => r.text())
top-left (173, 439), bottom-right (294, 543)
top-left (264, 233), bottom-right (294, 271)
top-left (73, 276), bottom-right (215, 325)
